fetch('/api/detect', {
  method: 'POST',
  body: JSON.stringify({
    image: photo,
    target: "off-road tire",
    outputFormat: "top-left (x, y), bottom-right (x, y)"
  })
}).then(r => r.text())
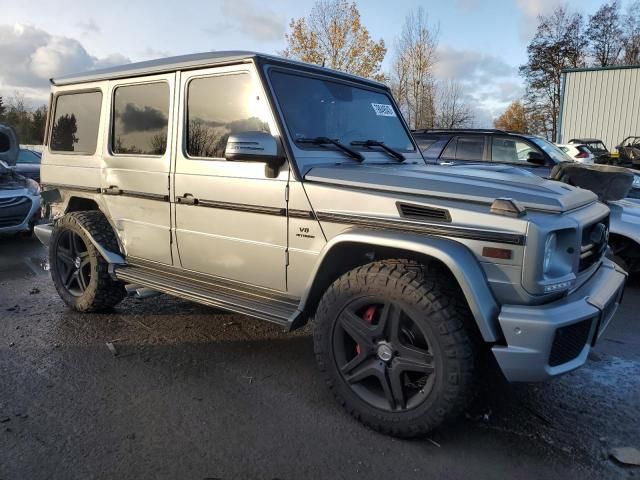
top-left (313, 260), bottom-right (476, 437)
top-left (50, 211), bottom-right (126, 312)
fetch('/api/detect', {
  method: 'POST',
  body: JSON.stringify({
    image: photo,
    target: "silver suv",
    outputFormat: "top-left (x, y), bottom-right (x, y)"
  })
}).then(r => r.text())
top-left (36, 51), bottom-right (626, 437)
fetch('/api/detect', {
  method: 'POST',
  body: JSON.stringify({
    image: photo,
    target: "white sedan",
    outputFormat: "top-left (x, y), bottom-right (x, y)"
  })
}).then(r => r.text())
top-left (557, 143), bottom-right (595, 164)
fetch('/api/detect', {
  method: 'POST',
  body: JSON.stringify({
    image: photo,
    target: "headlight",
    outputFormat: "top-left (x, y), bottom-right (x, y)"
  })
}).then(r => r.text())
top-left (543, 233), bottom-right (557, 274)
top-left (633, 175), bottom-right (640, 188)
top-left (26, 178), bottom-right (40, 195)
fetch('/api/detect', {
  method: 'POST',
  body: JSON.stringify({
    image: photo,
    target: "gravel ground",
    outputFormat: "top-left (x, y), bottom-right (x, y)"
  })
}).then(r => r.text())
top-left (1, 235), bottom-right (638, 480)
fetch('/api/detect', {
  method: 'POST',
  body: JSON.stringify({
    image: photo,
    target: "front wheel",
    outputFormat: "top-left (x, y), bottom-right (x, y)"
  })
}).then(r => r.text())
top-left (50, 211), bottom-right (126, 312)
top-left (313, 260), bottom-right (476, 437)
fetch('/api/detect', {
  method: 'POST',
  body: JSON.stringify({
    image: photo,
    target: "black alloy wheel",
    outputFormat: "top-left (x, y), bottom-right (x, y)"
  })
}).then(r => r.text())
top-left (55, 229), bottom-right (92, 297)
top-left (332, 298), bottom-right (436, 412)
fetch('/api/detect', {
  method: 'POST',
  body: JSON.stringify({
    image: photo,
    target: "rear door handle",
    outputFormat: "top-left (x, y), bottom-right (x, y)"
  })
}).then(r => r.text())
top-left (177, 194), bottom-right (198, 205)
top-left (103, 185), bottom-right (122, 195)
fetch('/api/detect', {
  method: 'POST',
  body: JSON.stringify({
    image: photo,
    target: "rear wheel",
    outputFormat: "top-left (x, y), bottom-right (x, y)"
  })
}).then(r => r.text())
top-left (50, 211), bottom-right (126, 312)
top-left (313, 260), bottom-right (476, 437)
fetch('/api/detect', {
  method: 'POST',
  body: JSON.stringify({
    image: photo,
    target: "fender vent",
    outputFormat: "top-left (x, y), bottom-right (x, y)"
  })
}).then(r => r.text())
top-left (397, 203), bottom-right (451, 222)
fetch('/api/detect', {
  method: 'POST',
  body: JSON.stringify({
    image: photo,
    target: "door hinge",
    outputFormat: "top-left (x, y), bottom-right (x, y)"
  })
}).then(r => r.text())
top-left (285, 184), bottom-right (289, 202)
top-left (285, 250), bottom-right (289, 266)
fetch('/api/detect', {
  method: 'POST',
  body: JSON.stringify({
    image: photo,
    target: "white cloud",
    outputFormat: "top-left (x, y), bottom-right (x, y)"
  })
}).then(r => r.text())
top-left (434, 46), bottom-right (523, 127)
top-left (213, 0), bottom-right (286, 42)
top-left (454, 0), bottom-right (480, 12)
top-left (434, 46), bottom-right (515, 82)
top-left (76, 18), bottom-right (100, 35)
top-left (515, 0), bottom-right (563, 40)
top-left (0, 23), bottom-right (130, 103)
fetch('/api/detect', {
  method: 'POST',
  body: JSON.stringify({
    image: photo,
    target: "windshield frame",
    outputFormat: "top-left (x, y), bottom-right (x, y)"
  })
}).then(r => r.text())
top-left (260, 62), bottom-right (422, 176)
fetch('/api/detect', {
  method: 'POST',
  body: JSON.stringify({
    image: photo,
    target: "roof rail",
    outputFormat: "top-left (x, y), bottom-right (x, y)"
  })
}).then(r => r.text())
top-left (412, 128), bottom-right (524, 135)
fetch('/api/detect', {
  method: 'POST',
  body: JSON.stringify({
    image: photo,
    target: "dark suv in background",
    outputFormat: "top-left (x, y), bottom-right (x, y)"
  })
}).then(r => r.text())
top-left (413, 128), bottom-right (571, 177)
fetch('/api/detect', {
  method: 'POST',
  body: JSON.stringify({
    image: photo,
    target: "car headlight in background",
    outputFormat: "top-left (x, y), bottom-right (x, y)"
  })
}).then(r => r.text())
top-left (633, 175), bottom-right (640, 189)
top-left (543, 232), bottom-right (557, 275)
top-left (26, 178), bottom-right (41, 195)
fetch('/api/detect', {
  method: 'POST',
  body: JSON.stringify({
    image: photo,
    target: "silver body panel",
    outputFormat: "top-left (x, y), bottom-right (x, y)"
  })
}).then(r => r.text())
top-left (39, 52), bottom-right (626, 382)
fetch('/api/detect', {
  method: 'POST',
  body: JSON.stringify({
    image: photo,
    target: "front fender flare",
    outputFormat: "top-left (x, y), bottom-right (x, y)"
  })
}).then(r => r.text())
top-left (300, 229), bottom-right (502, 342)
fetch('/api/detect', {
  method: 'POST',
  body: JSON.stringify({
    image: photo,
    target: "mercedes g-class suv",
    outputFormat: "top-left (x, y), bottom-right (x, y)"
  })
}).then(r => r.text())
top-left (36, 51), bottom-right (626, 437)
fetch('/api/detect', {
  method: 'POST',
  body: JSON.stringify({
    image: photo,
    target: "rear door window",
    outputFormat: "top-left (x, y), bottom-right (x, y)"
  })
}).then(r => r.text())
top-left (441, 135), bottom-right (486, 161)
top-left (50, 91), bottom-right (102, 153)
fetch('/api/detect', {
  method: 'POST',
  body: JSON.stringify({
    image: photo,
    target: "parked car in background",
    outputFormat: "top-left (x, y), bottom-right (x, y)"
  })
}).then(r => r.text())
top-left (568, 138), bottom-right (611, 164)
top-left (0, 125), bottom-right (41, 235)
top-left (414, 128), bottom-right (640, 275)
top-left (16, 148), bottom-right (42, 183)
top-left (616, 136), bottom-right (640, 169)
top-left (414, 128), bottom-right (572, 178)
top-left (414, 129), bottom-right (640, 200)
top-left (557, 143), bottom-right (594, 164)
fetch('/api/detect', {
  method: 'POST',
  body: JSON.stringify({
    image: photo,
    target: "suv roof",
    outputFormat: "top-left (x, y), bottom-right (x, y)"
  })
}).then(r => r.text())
top-left (412, 128), bottom-right (523, 135)
top-left (51, 50), bottom-right (387, 89)
top-left (568, 138), bottom-right (604, 144)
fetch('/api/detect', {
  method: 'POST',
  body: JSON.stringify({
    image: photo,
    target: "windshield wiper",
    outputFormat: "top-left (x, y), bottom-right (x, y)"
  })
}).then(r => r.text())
top-left (351, 140), bottom-right (405, 162)
top-left (296, 137), bottom-right (364, 162)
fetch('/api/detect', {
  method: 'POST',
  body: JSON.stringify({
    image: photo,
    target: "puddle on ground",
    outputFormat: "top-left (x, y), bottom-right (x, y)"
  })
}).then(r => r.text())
top-left (0, 255), bottom-right (49, 281)
top-left (0, 236), bottom-right (49, 281)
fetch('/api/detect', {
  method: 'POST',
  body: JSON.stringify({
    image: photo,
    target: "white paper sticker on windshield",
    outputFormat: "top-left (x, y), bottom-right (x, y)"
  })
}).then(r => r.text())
top-left (371, 103), bottom-right (396, 117)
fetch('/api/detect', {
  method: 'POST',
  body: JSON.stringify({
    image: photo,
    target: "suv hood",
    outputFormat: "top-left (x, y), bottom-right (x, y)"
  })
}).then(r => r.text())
top-left (305, 163), bottom-right (597, 213)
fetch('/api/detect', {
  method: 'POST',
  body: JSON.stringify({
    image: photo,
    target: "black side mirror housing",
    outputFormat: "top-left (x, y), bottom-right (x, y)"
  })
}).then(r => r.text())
top-left (526, 151), bottom-right (546, 166)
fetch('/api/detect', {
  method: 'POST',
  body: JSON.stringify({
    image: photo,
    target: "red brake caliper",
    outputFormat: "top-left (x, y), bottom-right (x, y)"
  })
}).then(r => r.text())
top-left (356, 305), bottom-right (377, 355)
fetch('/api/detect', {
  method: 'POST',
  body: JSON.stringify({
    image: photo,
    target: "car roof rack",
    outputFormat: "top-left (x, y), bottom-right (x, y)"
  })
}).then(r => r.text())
top-left (412, 128), bottom-right (522, 135)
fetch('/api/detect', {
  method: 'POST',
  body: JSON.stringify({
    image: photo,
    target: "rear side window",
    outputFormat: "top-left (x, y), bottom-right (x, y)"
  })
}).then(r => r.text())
top-left (442, 136), bottom-right (485, 161)
top-left (112, 82), bottom-right (170, 155)
top-left (50, 91), bottom-right (102, 153)
top-left (186, 73), bottom-right (270, 159)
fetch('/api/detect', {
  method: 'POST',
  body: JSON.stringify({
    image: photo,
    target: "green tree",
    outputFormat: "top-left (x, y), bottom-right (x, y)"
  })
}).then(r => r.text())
top-left (586, 1), bottom-right (623, 66)
top-left (282, 0), bottom-right (387, 81)
top-left (519, 6), bottom-right (587, 139)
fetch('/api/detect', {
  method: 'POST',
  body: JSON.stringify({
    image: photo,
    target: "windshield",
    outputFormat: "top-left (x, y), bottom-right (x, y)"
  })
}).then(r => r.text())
top-left (530, 137), bottom-right (573, 163)
top-left (269, 70), bottom-right (415, 153)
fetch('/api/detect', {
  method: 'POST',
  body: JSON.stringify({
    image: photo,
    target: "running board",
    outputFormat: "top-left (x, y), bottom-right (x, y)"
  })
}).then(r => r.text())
top-left (114, 261), bottom-right (300, 329)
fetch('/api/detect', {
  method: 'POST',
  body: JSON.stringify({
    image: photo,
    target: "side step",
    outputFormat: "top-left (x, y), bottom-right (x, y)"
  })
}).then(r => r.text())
top-left (114, 261), bottom-right (300, 329)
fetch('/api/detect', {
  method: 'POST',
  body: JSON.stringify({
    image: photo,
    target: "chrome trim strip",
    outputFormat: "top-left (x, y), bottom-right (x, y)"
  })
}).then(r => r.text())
top-left (193, 198), bottom-right (286, 216)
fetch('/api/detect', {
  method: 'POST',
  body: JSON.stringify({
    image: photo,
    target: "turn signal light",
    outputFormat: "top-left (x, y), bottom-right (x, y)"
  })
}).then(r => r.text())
top-left (482, 247), bottom-right (513, 260)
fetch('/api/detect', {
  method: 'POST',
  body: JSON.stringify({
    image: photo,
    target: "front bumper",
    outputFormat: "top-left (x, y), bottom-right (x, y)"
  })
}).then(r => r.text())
top-left (492, 259), bottom-right (626, 382)
top-left (0, 194), bottom-right (40, 234)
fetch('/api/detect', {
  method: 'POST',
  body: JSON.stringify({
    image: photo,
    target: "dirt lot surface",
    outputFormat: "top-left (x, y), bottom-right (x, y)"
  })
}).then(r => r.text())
top-left (1, 235), bottom-right (639, 479)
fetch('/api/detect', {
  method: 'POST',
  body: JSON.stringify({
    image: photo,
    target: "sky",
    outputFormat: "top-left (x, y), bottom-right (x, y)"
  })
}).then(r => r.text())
top-left (0, 0), bottom-right (629, 126)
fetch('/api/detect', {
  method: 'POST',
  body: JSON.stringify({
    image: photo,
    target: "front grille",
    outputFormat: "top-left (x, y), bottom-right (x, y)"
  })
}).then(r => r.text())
top-left (0, 196), bottom-right (31, 228)
top-left (579, 218), bottom-right (609, 272)
top-left (397, 203), bottom-right (451, 222)
top-left (549, 319), bottom-right (593, 366)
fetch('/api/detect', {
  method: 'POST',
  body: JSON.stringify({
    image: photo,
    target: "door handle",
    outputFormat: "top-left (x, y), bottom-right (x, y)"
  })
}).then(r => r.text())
top-left (103, 185), bottom-right (122, 195)
top-left (439, 161), bottom-right (454, 166)
top-left (177, 194), bottom-right (198, 205)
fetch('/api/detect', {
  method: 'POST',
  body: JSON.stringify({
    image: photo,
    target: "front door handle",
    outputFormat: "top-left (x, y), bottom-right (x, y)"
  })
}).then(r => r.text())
top-left (177, 193), bottom-right (198, 205)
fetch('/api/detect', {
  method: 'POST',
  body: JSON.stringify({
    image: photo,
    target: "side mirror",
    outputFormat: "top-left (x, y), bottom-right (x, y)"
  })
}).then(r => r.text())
top-left (526, 150), bottom-right (546, 166)
top-left (225, 131), bottom-right (285, 178)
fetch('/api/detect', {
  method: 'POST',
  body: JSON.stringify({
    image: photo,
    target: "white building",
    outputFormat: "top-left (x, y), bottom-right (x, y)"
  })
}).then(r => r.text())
top-left (558, 65), bottom-right (640, 151)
